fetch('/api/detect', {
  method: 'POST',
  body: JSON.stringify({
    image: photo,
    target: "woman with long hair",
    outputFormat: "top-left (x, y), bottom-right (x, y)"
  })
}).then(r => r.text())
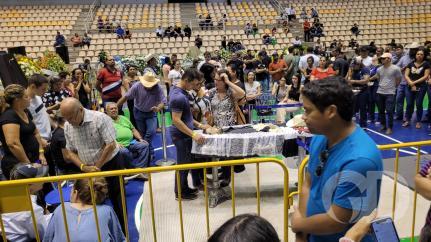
top-left (71, 68), bottom-right (91, 109)
top-left (310, 56), bottom-right (336, 81)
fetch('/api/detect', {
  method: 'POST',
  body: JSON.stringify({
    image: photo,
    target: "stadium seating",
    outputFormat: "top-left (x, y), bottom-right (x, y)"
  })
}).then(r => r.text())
top-left (0, 5), bottom-right (85, 58)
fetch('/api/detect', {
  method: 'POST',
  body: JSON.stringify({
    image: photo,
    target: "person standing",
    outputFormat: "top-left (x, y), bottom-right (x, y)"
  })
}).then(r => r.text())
top-left (268, 52), bottom-right (288, 89)
top-left (122, 65), bottom-right (140, 127)
top-left (96, 56), bottom-right (123, 106)
top-left (395, 45), bottom-right (416, 121)
top-left (60, 97), bottom-right (126, 233)
top-left (403, 49), bottom-right (430, 129)
top-left (369, 53), bottom-right (402, 135)
top-left (116, 72), bottom-right (166, 161)
top-left (169, 68), bottom-right (207, 200)
top-left (332, 47), bottom-right (349, 78)
top-left (292, 77), bottom-right (383, 242)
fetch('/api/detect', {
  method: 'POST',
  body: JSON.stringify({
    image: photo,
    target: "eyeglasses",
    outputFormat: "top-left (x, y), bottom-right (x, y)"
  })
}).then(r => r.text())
top-left (315, 149), bottom-right (329, 177)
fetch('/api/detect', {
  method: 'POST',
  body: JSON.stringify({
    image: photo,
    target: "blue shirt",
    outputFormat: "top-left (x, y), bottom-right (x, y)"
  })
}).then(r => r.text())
top-left (169, 86), bottom-right (195, 140)
top-left (125, 83), bottom-right (166, 113)
top-left (306, 126), bottom-right (383, 242)
top-left (43, 203), bottom-right (125, 242)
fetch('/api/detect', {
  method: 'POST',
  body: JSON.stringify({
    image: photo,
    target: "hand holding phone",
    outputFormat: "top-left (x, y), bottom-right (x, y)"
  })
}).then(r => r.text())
top-left (371, 217), bottom-right (400, 242)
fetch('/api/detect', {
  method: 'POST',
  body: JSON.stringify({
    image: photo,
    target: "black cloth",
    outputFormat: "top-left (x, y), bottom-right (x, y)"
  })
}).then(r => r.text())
top-left (50, 127), bottom-right (80, 174)
top-left (254, 60), bottom-right (269, 81)
top-left (184, 27), bottom-right (191, 37)
top-left (173, 137), bottom-right (200, 194)
top-left (221, 40), bottom-right (227, 49)
top-left (101, 152), bottom-right (127, 233)
top-left (407, 61), bottom-right (430, 87)
top-left (0, 109), bottom-right (39, 179)
top-left (75, 82), bottom-right (90, 108)
top-left (333, 57), bottom-right (350, 78)
top-left (288, 85), bottom-right (301, 101)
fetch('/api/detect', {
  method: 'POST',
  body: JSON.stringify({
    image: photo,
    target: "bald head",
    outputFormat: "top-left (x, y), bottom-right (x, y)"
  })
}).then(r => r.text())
top-left (60, 98), bottom-right (84, 126)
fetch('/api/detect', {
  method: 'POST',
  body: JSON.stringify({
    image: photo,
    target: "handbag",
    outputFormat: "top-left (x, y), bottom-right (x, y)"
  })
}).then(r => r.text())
top-left (234, 103), bottom-right (246, 125)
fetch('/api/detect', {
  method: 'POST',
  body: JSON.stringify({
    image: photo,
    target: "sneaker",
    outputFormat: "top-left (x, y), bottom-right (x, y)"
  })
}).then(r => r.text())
top-left (385, 128), bottom-right (393, 135)
top-left (375, 121), bottom-right (381, 125)
top-left (379, 126), bottom-right (387, 132)
top-left (187, 187), bottom-right (199, 195)
top-left (175, 192), bottom-right (198, 201)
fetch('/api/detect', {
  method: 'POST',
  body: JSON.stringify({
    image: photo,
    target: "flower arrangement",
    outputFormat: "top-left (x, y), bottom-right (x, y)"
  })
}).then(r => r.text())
top-left (37, 51), bottom-right (66, 74)
top-left (15, 55), bottom-right (42, 78)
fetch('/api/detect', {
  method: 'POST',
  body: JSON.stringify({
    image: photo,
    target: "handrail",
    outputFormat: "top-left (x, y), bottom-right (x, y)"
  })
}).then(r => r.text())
top-left (84, 0), bottom-right (101, 34)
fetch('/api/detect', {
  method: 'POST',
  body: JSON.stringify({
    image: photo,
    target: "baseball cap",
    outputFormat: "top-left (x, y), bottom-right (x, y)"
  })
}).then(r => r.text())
top-left (10, 163), bottom-right (49, 180)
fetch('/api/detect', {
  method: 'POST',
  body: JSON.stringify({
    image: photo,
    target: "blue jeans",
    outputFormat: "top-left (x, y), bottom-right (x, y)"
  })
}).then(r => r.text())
top-left (120, 141), bottom-right (150, 168)
top-left (395, 84), bottom-right (407, 119)
top-left (377, 94), bottom-right (395, 129)
top-left (355, 88), bottom-right (369, 127)
top-left (257, 78), bottom-right (270, 93)
top-left (405, 85), bottom-right (427, 122)
top-left (368, 84), bottom-right (378, 121)
top-left (134, 108), bottom-right (157, 158)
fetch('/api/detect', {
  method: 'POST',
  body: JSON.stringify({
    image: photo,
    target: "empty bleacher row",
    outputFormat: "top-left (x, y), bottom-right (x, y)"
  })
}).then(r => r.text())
top-left (75, 29), bottom-right (295, 63)
top-left (195, 2), bottom-right (278, 27)
top-left (92, 3), bottom-right (181, 30)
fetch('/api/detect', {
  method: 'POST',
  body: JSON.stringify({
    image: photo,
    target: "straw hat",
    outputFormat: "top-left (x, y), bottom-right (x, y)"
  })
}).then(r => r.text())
top-left (139, 72), bottom-right (160, 88)
top-left (143, 53), bottom-right (158, 63)
top-left (406, 42), bottom-right (421, 49)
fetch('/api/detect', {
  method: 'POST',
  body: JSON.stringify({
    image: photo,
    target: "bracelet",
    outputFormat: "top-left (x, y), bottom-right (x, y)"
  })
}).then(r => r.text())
top-left (192, 132), bottom-right (197, 138)
top-left (198, 123), bottom-right (202, 129)
top-left (39, 149), bottom-right (44, 153)
top-left (80, 164), bottom-right (85, 171)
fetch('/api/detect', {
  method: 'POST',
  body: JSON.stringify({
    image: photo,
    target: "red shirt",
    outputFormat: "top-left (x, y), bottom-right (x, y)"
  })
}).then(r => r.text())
top-left (311, 67), bottom-right (336, 80)
top-left (269, 59), bottom-right (288, 81)
top-left (97, 67), bottom-right (123, 100)
top-left (303, 21), bottom-right (311, 31)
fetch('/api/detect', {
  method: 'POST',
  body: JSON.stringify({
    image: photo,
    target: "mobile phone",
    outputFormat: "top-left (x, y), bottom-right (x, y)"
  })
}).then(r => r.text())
top-left (371, 217), bottom-right (400, 242)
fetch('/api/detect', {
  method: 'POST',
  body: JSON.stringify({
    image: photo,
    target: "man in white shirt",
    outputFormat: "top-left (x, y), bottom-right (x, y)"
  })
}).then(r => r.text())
top-left (298, 47), bottom-right (319, 70)
top-left (155, 25), bottom-right (164, 38)
top-left (1, 164), bottom-right (51, 242)
top-left (27, 74), bottom-right (51, 143)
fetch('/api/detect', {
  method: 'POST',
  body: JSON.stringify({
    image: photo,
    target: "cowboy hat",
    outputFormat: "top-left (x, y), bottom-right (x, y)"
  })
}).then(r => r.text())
top-left (139, 72), bottom-right (160, 88)
top-left (406, 42), bottom-right (421, 49)
top-left (144, 53), bottom-right (158, 63)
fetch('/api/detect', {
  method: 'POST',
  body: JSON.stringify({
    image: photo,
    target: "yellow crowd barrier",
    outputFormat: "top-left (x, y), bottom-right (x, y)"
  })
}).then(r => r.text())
top-left (290, 140), bottom-right (431, 242)
top-left (0, 157), bottom-right (290, 242)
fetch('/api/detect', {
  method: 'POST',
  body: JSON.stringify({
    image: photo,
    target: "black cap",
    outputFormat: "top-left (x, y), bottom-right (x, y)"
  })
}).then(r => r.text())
top-left (10, 164), bottom-right (49, 180)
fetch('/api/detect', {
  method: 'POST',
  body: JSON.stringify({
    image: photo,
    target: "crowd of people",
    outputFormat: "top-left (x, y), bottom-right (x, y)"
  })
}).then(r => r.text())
top-left (2, 6), bottom-right (431, 240)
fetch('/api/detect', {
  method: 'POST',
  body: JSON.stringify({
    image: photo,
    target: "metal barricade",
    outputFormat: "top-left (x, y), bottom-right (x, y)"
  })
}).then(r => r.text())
top-left (289, 140), bottom-right (431, 241)
top-left (0, 157), bottom-right (290, 242)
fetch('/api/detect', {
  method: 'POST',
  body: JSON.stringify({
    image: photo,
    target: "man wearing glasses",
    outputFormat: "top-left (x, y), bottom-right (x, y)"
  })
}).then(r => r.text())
top-left (60, 97), bottom-right (126, 233)
top-left (291, 77), bottom-right (383, 242)
top-left (369, 53), bottom-right (403, 135)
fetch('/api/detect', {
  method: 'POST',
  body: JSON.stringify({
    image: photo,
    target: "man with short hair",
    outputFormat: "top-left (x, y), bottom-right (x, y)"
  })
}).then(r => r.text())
top-left (105, 102), bottom-right (150, 174)
top-left (350, 23), bottom-right (360, 36)
top-left (170, 68), bottom-right (208, 200)
top-left (96, 56), bottom-right (123, 105)
top-left (332, 47), bottom-right (350, 78)
top-left (60, 97), bottom-right (126, 232)
top-left (369, 53), bottom-right (402, 134)
top-left (299, 47), bottom-right (319, 70)
top-left (117, 72), bottom-right (166, 161)
top-left (292, 76), bottom-right (383, 242)
top-left (53, 31), bottom-right (65, 47)
top-left (269, 52), bottom-right (288, 87)
top-left (155, 26), bottom-right (164, 38)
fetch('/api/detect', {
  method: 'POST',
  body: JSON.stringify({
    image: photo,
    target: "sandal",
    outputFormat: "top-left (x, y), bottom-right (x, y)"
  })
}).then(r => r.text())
top-left (402, 121), bottom-right (410, 127)
top-left (416, 123), bottom-right (422, 129)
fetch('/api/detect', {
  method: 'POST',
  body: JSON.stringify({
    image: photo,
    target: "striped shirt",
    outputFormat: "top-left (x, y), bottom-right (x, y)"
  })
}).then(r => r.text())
top-left (97, 67), bottom-right (123, 100)
top-left (64, 109), bottom-right (119, 165)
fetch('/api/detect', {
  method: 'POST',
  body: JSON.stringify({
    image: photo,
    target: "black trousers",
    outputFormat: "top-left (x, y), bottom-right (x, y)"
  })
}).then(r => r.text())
top-left (101, 152), bottom-right (127, 233)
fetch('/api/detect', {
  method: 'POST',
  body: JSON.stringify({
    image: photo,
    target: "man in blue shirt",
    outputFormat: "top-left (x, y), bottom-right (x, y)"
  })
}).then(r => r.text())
top-left (291, 77), bottom-right (383, 242)
top-left (169, 68), bottom-right (209, 200)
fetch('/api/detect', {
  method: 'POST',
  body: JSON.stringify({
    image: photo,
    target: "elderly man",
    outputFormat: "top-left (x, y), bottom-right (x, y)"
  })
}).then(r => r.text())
top-left (60, 97), bottom-right (126, 232)
top-left (117, 72), bottom-right (166, 161)
top-left (105, 102), bottom-right (150, 176)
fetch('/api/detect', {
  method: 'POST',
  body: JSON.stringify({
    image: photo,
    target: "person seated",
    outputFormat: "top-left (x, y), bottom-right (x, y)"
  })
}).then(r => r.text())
top-left (292, 36), bottom-right (302, 47)
top-left (116, 26), bottom-right (125, 39)
top-left (97, 16), bottom-right (104, 33)
top-left (349, 38), bottom-right (359, 49)
top-left (195, 35), bottom-right (203, 49)
top-left (104, 18), bottom-right (112, 33)
top-left (50, 111), bottom-right (80, 174)
top-left (53, 31), bottom-right (65, 47)
top-left (124, 27), bottom-right (132, 39)
top-left (350, 23), bottom-right (360, 36)
top-left (300, 7), bottom-right (308, 19)
top-left (208, 214), bottom-right (280, 242)
top-left (0, 163), bottom-right (51, 241)
top-left (244, 23), bottom-right (253, 36)
top-left (173, 25), bottom-right (183, 40)
top-left (183, 25), bottom-right (192, 40)
top-left (81, 33), bottom-right (91, 48)
top-left (415, 160), bottom-right (431, 241)
top-left (314, 25), bottom-right (324, 37)
top-left (105, 102), bottom-right (149, 179)
top-left (263, 33), bottom-right (271, 45)
top-left (271, 27), bottom-right (277, 36)
top-left (155, 26), bottom-right (164, 38)
top-left (217, 18), bottom-right (224, 30)
top-left (43, 178), bottom-right (126, 242)
top-left (252, 23), bottom-right (259, 36)
top-left (205, 14), bottom-right (213, 30)
top-left (70, 33), bottom-right (82, 48)
top-left (42, 77), bottom-right (71, 114)
top-left (330, 39), bottom-right (338, 49)
top-left (227, 38), bottom-right (235, 51)
top-left (311, 7), bottom-right (319, 18)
